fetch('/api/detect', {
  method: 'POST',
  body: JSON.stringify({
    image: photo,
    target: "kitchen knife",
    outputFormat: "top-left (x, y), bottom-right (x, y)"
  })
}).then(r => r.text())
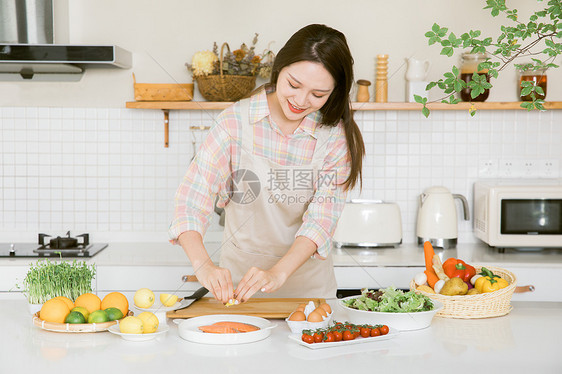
top-left (175, 286), bottom-right (209, 310)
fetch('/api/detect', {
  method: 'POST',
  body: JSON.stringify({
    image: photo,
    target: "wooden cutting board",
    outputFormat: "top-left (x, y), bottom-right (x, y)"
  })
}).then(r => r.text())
top-left (167, 297), bottom-right (326, 319)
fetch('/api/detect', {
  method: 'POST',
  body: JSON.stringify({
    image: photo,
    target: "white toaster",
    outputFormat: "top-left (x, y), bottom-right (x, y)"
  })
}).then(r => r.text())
top-left (333, 200), bottom-right (403, 248)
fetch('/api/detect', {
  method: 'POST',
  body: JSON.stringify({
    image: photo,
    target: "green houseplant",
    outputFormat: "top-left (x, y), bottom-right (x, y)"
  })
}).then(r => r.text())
top-left (416, 0), bottom-right (562, 116)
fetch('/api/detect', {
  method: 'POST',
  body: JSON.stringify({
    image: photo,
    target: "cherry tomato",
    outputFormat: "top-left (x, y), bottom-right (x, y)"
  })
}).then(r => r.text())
top-left (313, 332), bottom-right (324, 343)
top-left (302, 334), bottom-right (314, 344)
top-left (333, 330), bottom-right (343, 341)
top-left (353, 329), bottom-right (360, 338)
top-left (324, 332), bottom-right (335, 343)
top-left (343, 330), bottom-right (355, 341)
top-left (370, 327), bottom-right (381, 337)
top-left (379, 325), bottom-right (390, 335)
top-left (360, 327), bottom-right (371, 338)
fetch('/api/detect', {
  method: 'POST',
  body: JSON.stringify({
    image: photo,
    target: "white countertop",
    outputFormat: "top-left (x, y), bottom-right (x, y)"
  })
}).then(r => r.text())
top-left (2, 296), bottom-right (561, 373)
top-left (2, 241), bottom-right (562, 268)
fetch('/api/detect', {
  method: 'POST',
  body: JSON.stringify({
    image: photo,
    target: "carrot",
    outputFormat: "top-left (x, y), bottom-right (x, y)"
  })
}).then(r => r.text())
top-left (424, 269), bottom-right (440, 288)
top-left (423, 241), bottom-right (435, 270)
top-left (423, 241), bottom-right (439, 288)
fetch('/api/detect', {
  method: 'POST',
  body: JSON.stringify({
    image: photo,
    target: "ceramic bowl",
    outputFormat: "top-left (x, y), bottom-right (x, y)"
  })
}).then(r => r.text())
top-left (337, 296), bottom-right (443, 331)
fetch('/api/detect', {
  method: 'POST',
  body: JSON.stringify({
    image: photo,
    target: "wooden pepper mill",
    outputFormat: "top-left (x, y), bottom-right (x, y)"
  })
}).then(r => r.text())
top-left (375, 54), bottom-right (389, 103)
top-left (356, 79), bottom-right (371, 102)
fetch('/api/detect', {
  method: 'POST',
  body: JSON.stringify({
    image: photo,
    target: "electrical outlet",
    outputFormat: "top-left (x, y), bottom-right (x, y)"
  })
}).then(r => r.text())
top-left (521, 160), bottom-right (539, 177)
top-left (498, 159), bottom-right (516, 178)
top-left (478, 159), bottom-right (498, 177)
top-left (539, 159), bottom-right (560, 178)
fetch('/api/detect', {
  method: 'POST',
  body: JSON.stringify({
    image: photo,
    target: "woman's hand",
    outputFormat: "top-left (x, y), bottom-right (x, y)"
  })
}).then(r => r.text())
top-left (195, 261), bottom-right (234, 304)
top-left (234, 267), bottom-right (287, 303)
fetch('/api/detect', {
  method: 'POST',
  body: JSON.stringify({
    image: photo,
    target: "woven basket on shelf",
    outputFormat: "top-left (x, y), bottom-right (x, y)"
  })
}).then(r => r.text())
top-left (133, 73), bottom-right (193, 101)
top-left (195, 43), bottom-right (256, 102)
top-left (410, 266), bottom-right (517, 319)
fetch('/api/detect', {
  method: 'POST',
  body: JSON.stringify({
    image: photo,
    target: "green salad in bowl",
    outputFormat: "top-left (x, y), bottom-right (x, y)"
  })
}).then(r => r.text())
top-left (342, 287), bottom-right (434, 313)
top-left (339, 287), bottom-right (442, 331)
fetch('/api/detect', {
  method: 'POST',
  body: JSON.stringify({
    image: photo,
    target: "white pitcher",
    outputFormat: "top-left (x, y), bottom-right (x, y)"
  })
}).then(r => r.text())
top-left (405, 57), bottom-right (431, 81)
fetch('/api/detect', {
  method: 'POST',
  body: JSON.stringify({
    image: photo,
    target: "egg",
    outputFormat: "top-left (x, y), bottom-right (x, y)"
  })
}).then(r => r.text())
top-left (307, 310), bottom-right (323, 322)
top-left (314, 307), bottom-right (327, 317)
top-left (288, 311), bottom-right (306, 321)
top-left (295, 303), bottom-right (306, 312)
top-left (319, 303), bottom-right (332, 314)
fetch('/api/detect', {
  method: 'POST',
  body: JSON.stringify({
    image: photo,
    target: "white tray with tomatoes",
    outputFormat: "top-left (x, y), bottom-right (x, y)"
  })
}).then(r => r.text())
top-left (288, 322), bottom-right (398, 349)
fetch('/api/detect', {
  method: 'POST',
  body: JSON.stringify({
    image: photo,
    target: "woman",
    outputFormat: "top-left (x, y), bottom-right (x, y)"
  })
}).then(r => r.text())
top-left (169, 24), bottom-right (364, 303)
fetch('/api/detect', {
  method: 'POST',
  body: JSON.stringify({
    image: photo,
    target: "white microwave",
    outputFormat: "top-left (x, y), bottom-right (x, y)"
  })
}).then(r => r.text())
top-left (474, 179), bottom-right (562, 248)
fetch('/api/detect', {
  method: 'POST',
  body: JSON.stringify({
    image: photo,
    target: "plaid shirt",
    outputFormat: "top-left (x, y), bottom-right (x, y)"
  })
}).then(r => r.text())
top-left (169, 89), bottom-right (350, 258)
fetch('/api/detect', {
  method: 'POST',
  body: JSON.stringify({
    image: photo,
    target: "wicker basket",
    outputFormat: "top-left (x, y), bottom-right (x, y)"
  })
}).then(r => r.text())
top-left (133, 73), bottom-right (193, 102)
top-left (410, 266), bottom-right (517, 319)
top-left (195, 43), bottom-right (256, 102)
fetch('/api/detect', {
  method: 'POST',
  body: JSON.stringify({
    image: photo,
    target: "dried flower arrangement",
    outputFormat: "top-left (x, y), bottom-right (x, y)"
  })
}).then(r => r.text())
top-left (187, 33), bottom-right (274, 80)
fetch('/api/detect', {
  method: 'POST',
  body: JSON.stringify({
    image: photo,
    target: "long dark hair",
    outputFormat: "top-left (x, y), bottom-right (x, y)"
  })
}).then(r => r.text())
top-left (270, 24), bottom-right (364, 191)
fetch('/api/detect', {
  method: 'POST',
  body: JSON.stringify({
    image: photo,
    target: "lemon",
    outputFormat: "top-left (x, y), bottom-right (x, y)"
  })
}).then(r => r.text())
top-left (104, 307), bottom-right (124, 321)
top-left (137, 312), bottom-right (159, 333)
top-left (65, 311), bottom-right (86, 324)
top-left (160, 293), bottom-right (178, 307)
top-left (71, 306), bottom-right (90, 321)
top-left (87, 309), bottom-right (109, 323)
top-left (119, 316), bottom-right (144, 334)
top-left (134, 288), bottom-right (155, 308)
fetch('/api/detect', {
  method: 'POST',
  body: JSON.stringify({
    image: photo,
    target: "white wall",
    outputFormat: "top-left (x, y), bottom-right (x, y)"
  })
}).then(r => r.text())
top-left (1, 0), bottom-right (561, 245)
top-left (1, 0), bottom-right (560, 105)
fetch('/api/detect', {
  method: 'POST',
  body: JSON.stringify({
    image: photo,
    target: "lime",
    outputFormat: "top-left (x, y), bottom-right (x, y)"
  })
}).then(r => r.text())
top-left (71, 306), bottom-right (90, 321)
top-left (104, 307), bottom-right (124, 321)
top-left (87, 309), bottom-right (109, 323)
top-left (65, 311), bottom-right (86, 324)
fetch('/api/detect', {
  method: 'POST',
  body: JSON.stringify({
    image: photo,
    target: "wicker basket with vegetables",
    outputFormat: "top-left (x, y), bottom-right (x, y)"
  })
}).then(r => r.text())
top-left (410, 242), bottom-right (516, 319)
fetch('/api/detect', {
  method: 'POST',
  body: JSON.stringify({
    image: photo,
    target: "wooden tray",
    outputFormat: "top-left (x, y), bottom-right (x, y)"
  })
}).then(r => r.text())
top-left (32, 310), bottom-right (133, 333)
top-left (167, 297), bottom-right (325, 319)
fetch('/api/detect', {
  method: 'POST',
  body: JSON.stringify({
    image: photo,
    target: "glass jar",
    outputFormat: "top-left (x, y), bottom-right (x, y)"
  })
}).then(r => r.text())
top-left (518, 66), bottom-right (547, 101)
top-left (459, 52), bottom-right (490, 102)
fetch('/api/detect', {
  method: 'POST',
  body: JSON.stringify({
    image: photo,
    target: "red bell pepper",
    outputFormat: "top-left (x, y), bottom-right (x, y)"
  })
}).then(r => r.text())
top-left (442, 258), bottom-right (476, 283)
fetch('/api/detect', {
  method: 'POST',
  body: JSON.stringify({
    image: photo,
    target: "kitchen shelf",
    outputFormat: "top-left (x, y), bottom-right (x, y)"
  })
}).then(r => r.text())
top-left (125, 100), bottom-right (562, 147)
top-left (126, 100), bottom-right (562, 111)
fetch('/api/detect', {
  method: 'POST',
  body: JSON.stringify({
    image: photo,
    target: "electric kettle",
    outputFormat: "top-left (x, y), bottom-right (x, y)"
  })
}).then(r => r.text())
top-left (416, 186), bottom-right (470, 248)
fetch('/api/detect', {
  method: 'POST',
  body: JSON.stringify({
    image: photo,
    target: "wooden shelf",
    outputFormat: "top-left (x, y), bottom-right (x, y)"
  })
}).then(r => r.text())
top-left (126, 100), bottom-right (562, 111)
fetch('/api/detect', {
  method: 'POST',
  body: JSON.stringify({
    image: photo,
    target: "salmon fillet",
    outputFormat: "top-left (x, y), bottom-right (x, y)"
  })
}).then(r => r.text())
top-left (198, 321), bottom-right (260, 334)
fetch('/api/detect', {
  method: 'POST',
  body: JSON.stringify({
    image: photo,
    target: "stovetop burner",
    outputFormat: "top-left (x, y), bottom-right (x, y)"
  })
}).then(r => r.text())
top-left (39, 231), bottom-right (89, 250)
top-left (0, 231), bottom-right (108, 258)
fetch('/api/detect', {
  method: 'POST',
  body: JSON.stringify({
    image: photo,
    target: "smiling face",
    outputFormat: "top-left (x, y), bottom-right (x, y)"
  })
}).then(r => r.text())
top-left (272, 61), bottom-right (335, 124)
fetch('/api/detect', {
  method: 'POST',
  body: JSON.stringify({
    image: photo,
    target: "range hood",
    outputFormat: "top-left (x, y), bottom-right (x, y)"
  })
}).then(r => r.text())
top-left (0, 0), bottom-right (132, 81)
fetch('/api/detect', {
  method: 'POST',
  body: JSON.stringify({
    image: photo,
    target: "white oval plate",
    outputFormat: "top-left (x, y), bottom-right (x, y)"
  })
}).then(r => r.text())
top-left (108, 324), bottom-right (170, 341)
top-left (177, 314), bottom-right (277, 345)
top-left (288, 327), bottom-right (399, 349)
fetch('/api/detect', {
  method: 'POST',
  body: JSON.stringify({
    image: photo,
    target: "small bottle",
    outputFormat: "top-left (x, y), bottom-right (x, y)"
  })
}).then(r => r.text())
top-left (356, 79), bottom-right (371, 102)
top-left (459, 52), bottom-right (490, 102)
top-left (518, 65), bottom-right (547, 101)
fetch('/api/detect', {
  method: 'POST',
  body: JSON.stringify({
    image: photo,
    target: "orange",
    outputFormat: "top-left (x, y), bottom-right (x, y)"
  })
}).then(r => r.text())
top-left (74, 293), bottom-right (101, 314)
top-left (40, 298), bottom-right (70, 323)
top-left (101, 292), bottom-right (129, 316)
top-left (53, 296), bottom-right (74, 310)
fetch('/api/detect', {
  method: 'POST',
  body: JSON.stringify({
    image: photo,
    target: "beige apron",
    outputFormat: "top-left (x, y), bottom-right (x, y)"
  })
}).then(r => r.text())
top-left (219, 98), bottom-right (338, 299)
